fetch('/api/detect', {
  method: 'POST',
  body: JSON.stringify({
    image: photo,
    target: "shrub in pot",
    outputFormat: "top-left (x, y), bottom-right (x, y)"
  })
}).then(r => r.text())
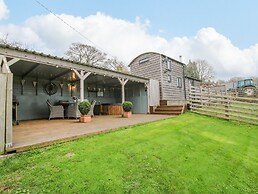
top-left (78, 100), bottom-right (91, 122)
top-left (122, 101), bottom-right (133, 118)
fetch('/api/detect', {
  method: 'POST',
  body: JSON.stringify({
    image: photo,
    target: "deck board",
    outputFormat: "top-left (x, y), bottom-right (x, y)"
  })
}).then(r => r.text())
top-left (9, 114), bottom-right (173, 153)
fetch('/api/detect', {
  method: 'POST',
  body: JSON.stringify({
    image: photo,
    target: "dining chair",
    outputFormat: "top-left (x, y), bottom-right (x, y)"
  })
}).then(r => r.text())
top-left (67, 99), bottom-right (81, 119)
top-left (88, 100), bottom-right (96, 117)
top-left (46, 100), bottom-right (64, 120)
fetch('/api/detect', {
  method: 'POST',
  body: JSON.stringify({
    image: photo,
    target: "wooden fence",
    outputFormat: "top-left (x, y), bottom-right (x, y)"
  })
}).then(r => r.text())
top-left (189, 86), bottom-right (258, 125)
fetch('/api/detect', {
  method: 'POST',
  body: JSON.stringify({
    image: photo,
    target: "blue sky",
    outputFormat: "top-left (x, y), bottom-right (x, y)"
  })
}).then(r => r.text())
top-left (0, 0), bottom-right (258, 79)
top-left (4, 0), bottom-right (258, 48)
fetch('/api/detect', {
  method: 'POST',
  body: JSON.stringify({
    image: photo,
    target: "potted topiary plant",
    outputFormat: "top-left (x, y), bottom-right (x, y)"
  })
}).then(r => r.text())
top-left (122, 101), bottom-right (133, 118)
top-left (78, 100), bottom-right (91, 122)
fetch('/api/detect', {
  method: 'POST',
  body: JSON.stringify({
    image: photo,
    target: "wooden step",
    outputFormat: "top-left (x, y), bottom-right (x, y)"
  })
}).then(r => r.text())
top-left (158, 105), bottom-right (183, 108)
top-left (152, 111), bottom-right (181, 115)
top-left (160, 100), bottom-right (168, 106)
top-left (152, 103), bottom-right (185, 115)
top-left (155, 109), bottom-right (182, 113)
top-left (156, 106), bottom-right (183, 111)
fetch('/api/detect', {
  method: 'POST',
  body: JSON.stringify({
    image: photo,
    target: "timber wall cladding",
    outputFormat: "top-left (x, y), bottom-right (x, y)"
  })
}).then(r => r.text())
top-left (130, 53), bottom-right (162, 81)
top-left (130, 52), bottom-right (186, 101)
top-left (161, 56), bottom-right (185, 101)
top-left (13, 76), bottom-right (79, 120)
top-left (125, 83), bottom-right (148, 113)
top-left (13, 76), bottom-right (77, 97)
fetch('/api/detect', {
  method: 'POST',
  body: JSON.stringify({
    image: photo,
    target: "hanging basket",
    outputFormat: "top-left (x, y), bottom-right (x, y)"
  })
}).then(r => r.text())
top-left (44, 82), bottom-right (58, 96)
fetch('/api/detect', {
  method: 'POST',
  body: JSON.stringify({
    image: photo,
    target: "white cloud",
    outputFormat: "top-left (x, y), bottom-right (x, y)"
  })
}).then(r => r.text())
top-left (0, 0), bottom-right (9, 20)
top-left (0, 12), bottom-right (257, 80)
top-left (168, 28), bottom-right (258, 79)
top-left (0, 24), bottom-right (51, 53)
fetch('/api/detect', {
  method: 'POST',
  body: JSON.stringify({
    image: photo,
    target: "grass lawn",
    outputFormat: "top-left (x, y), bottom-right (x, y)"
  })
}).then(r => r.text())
top-left (0, 112), bottom-right (257, 193)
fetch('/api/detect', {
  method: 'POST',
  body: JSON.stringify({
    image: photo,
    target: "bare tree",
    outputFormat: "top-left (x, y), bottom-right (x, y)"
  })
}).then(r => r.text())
top-left (196, 59), bottom-right (214, 81)
top-left (228, 77), bottom-right (243, 83)
top-left (0, 33), bottom-right (23, 48)
top-left (65, 42), bottom-right (129, 72)
top-left (217, 79), bottom-right (226, 84)
top-left (185, 60), bottom-right (199, 79)
top-left (104, 58), bottom-right (129, 73)
top-left (65, 42), bottom-right (107, 67)
top-left (251, 76), bottom-right (258, 85)
top-left (186, 59), bottom-right (215, 82)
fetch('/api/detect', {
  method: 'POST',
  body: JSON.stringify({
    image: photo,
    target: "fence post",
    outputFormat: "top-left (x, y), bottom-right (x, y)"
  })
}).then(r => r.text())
top-left (224, 96), bottom-right (229, 120)
top-left (200, 86), bottom-right (203, 108)
top-left (208, 88), bottom-right (211, 106)
top-left (189, 86), bottom-right (191, 110)
top-left (190, 86), bottom-right (196, 111)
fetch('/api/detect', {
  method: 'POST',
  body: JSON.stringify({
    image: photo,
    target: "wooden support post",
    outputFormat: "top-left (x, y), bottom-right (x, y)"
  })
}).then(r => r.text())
top-left (118, 78), bottom-right (128, 103)
top-left (80, 74), bottom-right (84, 101)
top-left (0, 74), bottom-right (7, 154)
top-left (0, 55), bottom-right (15, 154)
top-left (5, 73), bottom-right (13, 148)
top-left (0, 55), bottom-right (10, 73)
top-left (73, 70), bottom-right (91, 101)
top-left (145, 82), bottom-right (150, 113)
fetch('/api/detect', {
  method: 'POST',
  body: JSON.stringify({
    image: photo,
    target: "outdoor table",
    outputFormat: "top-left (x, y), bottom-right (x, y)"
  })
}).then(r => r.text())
top-left (57, 101), bottom-right (75, 117)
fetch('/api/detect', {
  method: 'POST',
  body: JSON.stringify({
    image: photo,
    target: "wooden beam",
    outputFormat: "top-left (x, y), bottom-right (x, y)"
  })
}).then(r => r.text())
top-left (118, 78), bottom-right (128, 103)
top-left (83, 72), bottom-right (91, 80)
top-left (21, 63), bottom-right (40, 78)
top-left (118, 78), bottom-right (128, 86)
top-left (73, 69), bottom-right (81, 79)
top-left (73, 70), bottom-right (91, 101)
top-left (0, 47), bottom-right (149, 83)
top-left (0, 55), bottom-right (11, 73)
top-left (7, 58), bottom-right (20, 66)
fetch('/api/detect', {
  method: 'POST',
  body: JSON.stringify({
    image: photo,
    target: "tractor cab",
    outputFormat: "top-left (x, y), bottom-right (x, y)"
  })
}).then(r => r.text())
top-left (237, 79), bottom-right (255, 88)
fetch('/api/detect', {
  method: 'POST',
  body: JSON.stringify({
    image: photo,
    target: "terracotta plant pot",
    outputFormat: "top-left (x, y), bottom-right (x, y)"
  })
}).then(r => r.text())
top-left (79, 115), bottom-right (91, 123)
top-left (123, 111), bottom-right (132, 118)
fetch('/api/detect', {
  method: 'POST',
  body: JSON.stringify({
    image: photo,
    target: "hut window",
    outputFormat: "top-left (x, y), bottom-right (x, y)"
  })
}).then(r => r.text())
top-left (139, 57), bottom-right (149, 64)
top-left (168, 75), bottom-right (172, 82)
top-left (166, 60), bottom-right (171, 70)
top-left (190, 80), bottom-right (194, 86)
top-left (177, 77), bottom-right (182, 88)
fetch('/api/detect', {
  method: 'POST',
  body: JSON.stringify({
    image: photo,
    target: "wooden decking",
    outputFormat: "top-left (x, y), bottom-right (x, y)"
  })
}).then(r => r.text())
top-left (8, 114), bottom-right (173, 153)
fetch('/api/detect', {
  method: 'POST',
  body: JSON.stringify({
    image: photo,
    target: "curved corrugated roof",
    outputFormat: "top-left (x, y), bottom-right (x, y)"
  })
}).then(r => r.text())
top-left (128, 51), bottom-right (185, 67)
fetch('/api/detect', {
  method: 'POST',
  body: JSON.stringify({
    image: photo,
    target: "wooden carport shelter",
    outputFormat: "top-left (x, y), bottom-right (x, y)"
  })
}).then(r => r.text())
top-left (0, 44), bottom-right (151, 155)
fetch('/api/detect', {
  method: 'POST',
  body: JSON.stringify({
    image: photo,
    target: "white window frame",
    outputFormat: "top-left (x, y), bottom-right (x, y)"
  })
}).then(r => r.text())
top-left (166, 60), bottom-right (171, 70)
top-left (139, 57), bottom-right (149, 64)
top-left (190, 80), bottom-right (194, 86)
top-left (177, 77), bottom-right (182, 88)
top-left (168, 75), bottom-right (172, 82)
